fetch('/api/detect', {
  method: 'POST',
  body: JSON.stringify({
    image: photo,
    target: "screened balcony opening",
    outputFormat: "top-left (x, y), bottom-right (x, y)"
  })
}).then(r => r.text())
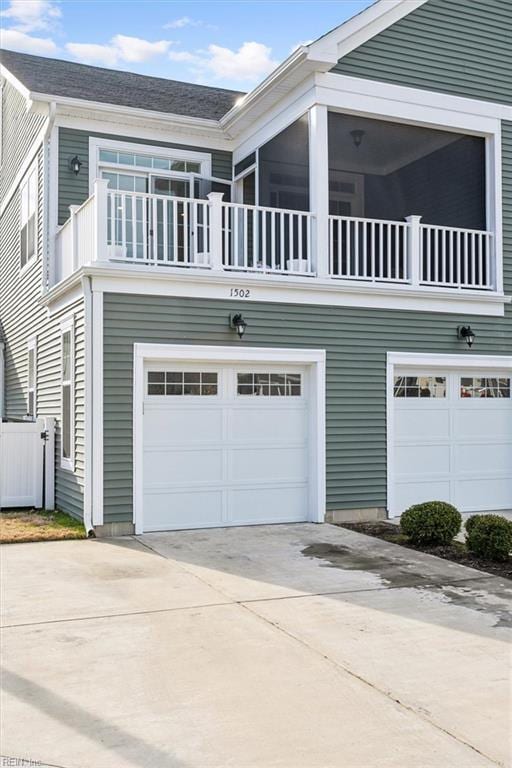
top-left (327, 112), bottom-right (488, 285)
top-left (259, 115), bottom-right (310, 212)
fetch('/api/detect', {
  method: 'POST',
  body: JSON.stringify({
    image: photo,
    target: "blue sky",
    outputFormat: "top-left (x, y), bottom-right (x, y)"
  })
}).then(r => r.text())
top-left (0, 0), bottom-right (374, 90)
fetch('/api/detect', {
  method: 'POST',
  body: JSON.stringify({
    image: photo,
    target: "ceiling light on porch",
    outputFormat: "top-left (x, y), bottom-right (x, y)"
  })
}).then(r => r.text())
top-left (70, 155), bottom-right (82, 175)
top-left (457, 325), bottom-right (476, 348)
top-left (350, 129), bottom-right (365, 148)
top-left (230, 313), bottom-right (247, 339)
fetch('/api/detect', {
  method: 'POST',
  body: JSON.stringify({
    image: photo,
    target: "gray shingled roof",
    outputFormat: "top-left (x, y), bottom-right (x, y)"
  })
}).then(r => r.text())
top-left (0, 49), bottom-right (244, 120)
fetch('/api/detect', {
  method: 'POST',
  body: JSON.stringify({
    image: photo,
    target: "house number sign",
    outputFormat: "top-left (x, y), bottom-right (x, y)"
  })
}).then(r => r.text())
top-left (229, 288), bottom-right (251, 298)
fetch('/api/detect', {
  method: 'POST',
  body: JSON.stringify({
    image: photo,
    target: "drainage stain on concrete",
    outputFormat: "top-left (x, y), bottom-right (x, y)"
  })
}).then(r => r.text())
top-left (301, 543), bottom-right (512, 629)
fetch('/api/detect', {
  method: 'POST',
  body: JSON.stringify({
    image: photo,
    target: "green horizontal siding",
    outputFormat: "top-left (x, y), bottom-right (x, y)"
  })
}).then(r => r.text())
top-left (58, 128), bottom-right (232, 225)
top-left (103, 295), bottom-right (511, 525)
top-left (332, 0), bottom-right (512, 105)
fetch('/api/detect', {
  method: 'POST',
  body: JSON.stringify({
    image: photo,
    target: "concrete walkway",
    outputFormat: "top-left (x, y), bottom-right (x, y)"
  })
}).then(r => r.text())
top-left (1, 523), bottom-right (510, 768)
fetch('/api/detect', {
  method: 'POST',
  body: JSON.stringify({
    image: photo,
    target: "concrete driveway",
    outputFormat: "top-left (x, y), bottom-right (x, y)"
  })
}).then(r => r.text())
top-left (1, 524), bottom-right (510, 768)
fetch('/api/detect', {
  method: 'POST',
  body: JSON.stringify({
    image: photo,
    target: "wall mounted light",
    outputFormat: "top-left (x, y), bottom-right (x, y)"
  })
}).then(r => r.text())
top-left (70, 155), bottom-right (82, 175)
top-left (230, 313), bottom-right (247, 339)
top-left (457, 325), bottom-right (475, 348)
top-left (350, 129), bottom-right (365, 148)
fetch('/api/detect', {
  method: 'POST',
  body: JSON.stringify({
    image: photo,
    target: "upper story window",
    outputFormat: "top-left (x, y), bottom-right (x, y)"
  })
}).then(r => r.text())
top-left (98, 148), bottom-right (201, 174)
top-left (20, 164), bottom-right (37, 269)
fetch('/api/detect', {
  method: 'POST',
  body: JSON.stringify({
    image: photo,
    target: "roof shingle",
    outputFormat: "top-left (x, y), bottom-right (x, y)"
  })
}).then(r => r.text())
top-left (0, 49), bottom-right (244, 120)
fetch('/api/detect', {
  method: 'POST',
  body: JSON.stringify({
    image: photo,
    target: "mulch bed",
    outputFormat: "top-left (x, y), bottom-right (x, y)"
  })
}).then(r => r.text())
top-left (338, 521), bottom-right (512, 580)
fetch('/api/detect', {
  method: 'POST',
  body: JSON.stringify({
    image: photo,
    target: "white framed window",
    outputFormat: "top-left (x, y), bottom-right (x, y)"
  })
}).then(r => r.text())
top-left (60, 317), bottom-right (74, 470)
top-left (237, 372), bottom-right (302, 397)
top-left (20, 163), bottom-right (37, 270)
top-left (27, 336), bottom-right (37, 420)
top-left (460, 376), bottom-right (510, 399)
top-left (147, 371), bottom-right (218, 396)
top-left (393, 374), bottom-right (447, 398)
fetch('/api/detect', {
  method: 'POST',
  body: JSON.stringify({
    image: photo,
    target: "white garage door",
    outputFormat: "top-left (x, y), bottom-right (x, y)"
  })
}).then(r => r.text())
top-left (142, 362), bottom-right (310, 531)
top-left (393, 370), bottom-right (512, 514)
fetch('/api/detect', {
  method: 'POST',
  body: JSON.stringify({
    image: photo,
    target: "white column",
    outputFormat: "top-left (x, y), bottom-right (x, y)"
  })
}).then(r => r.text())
top-left (93, 178), bottom-right (110, 262)
top-left (207, 192), bottom-right (224, 271)
top-left (405, 215), bottom-right (422, 287)
top-left (309, 104), bottom-right (330, 278)
top-left (43, 416), bottom-right (55, 510)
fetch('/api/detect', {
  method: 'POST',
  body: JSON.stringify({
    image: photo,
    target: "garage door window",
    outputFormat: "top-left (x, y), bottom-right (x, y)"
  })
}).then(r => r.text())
top-left (394, 375), bottom-right (446, 398)
top-left (460, 377), bottom-right (510, 398)
top-left (237, 372), bottom-right (302, 396)
top-left (147, 371), bottom-right (218, 396)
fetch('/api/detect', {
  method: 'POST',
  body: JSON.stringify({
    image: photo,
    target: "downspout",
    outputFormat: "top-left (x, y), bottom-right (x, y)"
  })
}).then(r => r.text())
top-left (42, 101), bottom-right (56, 293)
top-left (82, 274), bottom-right (93, 533)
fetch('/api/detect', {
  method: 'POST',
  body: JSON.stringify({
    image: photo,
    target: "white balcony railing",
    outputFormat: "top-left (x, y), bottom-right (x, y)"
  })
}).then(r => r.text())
top-left (53, 179), bottom-right (496, 294)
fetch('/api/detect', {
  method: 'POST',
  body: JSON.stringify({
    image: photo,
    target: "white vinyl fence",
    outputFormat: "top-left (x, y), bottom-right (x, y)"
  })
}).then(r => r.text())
top-left (0, 418), bottom-right (54, 509)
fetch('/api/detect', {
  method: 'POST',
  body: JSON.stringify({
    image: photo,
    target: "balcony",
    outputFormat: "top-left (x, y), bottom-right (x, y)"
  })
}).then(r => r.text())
top-left (53, 179), bottom-right (496, 294)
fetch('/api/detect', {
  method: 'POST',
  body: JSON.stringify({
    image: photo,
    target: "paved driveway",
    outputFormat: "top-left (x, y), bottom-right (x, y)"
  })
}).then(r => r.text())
top-left (1, 524), bottom-right (510, 768)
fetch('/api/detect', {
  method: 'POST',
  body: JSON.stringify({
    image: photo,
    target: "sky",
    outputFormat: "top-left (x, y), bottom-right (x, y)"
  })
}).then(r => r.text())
top-left (0, 0), bottom-right (375, 91)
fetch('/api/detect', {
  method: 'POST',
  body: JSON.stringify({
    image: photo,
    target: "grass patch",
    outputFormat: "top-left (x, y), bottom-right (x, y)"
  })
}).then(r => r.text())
top-left (337, 521), bottom-right (512, 580)
top-left (0, 509), bottom-right (86, 544)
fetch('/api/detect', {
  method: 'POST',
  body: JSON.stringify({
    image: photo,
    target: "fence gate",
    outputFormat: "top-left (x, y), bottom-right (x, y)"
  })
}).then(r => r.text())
top-left (0, 418), bottom-right (54, 509)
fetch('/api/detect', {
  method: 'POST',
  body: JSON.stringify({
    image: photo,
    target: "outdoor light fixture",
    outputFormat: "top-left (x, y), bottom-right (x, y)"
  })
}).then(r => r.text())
top-left (350, 129), bottom-right (365, 148)
top-left (70, 155), bottom-right (82, 175)
top-left (457, 325), bottom-right (476, 348)
top-left (230, 313), bottom-right (247, 339)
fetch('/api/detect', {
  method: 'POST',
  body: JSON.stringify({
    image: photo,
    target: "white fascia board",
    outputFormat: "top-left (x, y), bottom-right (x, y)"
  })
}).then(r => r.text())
top-left (42, 263), bottom-right (509, 318)
top-left (309, 0), bottom-right (428, 61)
top-left (0, 64), bottom-right (31, 100)
top-left (55, 112), bottom-right (232, 151)
top-left (317, 73), bottom-right (512, 125)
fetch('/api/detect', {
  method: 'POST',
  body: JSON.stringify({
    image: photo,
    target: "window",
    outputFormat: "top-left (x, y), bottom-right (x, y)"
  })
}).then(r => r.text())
top-left (460, 377), bottom-right (510, 398)
top-left (99, 148), bottom-right (201, 174)
top-left (394, 375), bottom-right (446, 398)
top-left (147, 371), bottom-right (218, 396)
top-left (27, 337), bottom-right (37, 419)
top-left (61, 319), bottom-right (74, 469)
top-left (237, 372), bottom-right (302, 397)
top-left (20, 165), bottom-right (37, 269)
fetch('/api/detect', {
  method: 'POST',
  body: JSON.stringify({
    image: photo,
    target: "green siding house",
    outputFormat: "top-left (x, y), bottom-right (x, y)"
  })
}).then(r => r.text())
top-left (1, 0), bottom-right (511, 535)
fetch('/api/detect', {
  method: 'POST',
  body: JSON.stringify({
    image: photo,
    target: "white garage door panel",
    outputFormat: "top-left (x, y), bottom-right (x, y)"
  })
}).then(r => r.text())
top-left (230, 485), bottom-right (308, 524)
top-left (142, 362), bottom-right (310, 531)
top-left (455, 478), bottom-right (512, 511)
top-left (144, 489), bottom-right (224, 531)
top-left (144, 449), bottom-right (223, 485)
top-left (393, 368), bottom-right (512, 514)
top-left (144, 408), bottom-right (223, 444)
top-left (230, 446), bottom-right (307, 482)
top-left (395, 445), bottom-right (450, 475)
top-left (395, 409), bottom-right (450, 439)
top-left (230, 408), bottom-right (307, 442)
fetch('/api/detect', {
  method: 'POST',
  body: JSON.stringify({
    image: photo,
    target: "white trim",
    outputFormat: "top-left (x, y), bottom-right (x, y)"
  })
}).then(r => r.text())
top-left (88, 136), bottom-right (212, 195)
top-left (0, 63), bottom-right (31, 101)
top-left (132, 343), bottom-right (326, 534)
top-left (60, 315), bottom-right (75, 471)
top-left (0, 117), bottom-right (48, 218)
top-left (386, 351), bottom-right (512, 517)
top-left (19, 158), bottom-right (39, 274)
top-left (309, 0), bottom-right (428, 61)
top-left (0, 342), bottom-right (4, 420)
top-left (91, 290), bottom-right (104, 525)
top-left (27, 335), bottom-right (37, 419)
top-left (46, 121), bottom-right (59, 289)
top-left (82, 276), bottom-right (93, 531)
top-left (64, 265), bottom-right (508, 317)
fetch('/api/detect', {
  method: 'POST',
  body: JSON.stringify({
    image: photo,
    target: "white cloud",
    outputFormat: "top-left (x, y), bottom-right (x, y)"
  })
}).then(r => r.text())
top-left (0, 28), bottom-right (57, 55)
top-left (66, 35), bottom-right (173, 67)
top-left (164, 16), bottom-right (201, 30)
top-left (0, 0), bottom-right (60, 33)
top-left (170, 41), bottom-right (278, 84)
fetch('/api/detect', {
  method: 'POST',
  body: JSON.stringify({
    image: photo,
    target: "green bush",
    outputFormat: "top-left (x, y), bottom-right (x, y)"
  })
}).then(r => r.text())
top-left (465, 515), bottom-right (512, 562)
top-left (400, 501), bottom-right (462, 546)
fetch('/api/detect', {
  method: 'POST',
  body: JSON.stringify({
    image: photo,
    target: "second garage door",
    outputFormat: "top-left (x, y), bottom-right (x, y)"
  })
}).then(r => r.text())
top-left (393, 369), bottom-right (512, 514)
top-left (142, 362), bottom-right (310, 531)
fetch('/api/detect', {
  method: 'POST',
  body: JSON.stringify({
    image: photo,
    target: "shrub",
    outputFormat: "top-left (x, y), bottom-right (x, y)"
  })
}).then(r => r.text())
top-left (465, 515), bottom-right (512, 562)
top-left (400, 501), bottom-right (462, 546)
